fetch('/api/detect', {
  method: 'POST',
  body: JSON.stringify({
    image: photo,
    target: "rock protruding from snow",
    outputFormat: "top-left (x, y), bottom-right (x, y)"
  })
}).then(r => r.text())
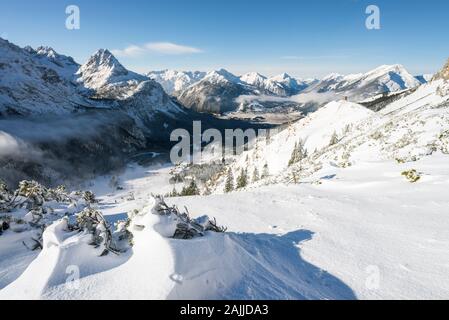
top-left (76, 49), bottom-right (180, 119)
top-left (432, 58), bottom-right (449, 81)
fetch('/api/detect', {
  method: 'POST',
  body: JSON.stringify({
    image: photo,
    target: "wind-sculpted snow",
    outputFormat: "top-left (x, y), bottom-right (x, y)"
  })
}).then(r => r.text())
top-left (0, 194), bottom-right (355, 300)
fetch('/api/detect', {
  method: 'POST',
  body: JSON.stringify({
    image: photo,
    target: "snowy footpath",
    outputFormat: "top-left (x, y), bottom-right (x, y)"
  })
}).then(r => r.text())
top-left (1, 155), bottom-right (449, 299)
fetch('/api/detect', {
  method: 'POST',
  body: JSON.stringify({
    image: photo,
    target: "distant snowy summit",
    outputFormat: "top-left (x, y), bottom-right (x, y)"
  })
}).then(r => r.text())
top-left (151, 64), bottom-right (430, 114)
top-left (147, 70), bottom-right (206, 94)
top-left (303, 64), bottom-right (423, 101)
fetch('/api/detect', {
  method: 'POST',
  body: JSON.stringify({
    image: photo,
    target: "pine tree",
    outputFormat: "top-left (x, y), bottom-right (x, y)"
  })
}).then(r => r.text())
top-left (252, 167), bottom-right (260, 183)
top-left (236, 169), bottom-right (248, 189)
top-left (288, 139), bottom-right (307, 167)
top-left (170, 186), bottom-right (178, 197)
top-left (224, 168), bottom-right (234, 193)
top-left (329, 131), bottom-right (339, 146)
top-left (261, 163), bottom-right (270, 179)
top-left (288, 142), bottom-right (299, 166)
top-left (181, 180), bottom-right (200, 196)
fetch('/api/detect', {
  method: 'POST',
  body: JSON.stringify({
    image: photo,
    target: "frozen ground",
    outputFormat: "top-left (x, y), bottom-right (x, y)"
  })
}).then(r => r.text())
top-left (1, 154), bottom-right (448, 300)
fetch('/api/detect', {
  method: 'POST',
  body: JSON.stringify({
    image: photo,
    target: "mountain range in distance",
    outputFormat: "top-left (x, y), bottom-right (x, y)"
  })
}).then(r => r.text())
top-left (148, 65), bottom-right (433, 115)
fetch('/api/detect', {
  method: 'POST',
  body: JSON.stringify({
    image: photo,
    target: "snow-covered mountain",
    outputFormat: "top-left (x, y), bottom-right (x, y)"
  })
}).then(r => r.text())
top-left (240, 72), bottom-right (311, 96)
top-left (305, 64), bottom-right (422, 101)
top-left (209, 64), bottom-right (449, 192)
top-left (0, 38), bottom-right (185, 186)
top-left (147, 70), bottom-right (206, 94)
top-left (77, 49), bottom-right (147, 90)
top-left (174, 64), bottom-right (423, 115)
top-left (0, 37), bottom-right (181, 121)
top-left (0, 38), bottom-right (91, 116)
top-left (176, 69), bottom-right (314, 114)
top-left (176, 69), bottom-right (256, 113)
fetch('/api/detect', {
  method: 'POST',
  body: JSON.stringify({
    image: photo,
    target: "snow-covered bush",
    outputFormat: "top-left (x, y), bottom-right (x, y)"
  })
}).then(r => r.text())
top-left (74, 207), bottom-right (119, 256)
top-left (150, 195), bottom-right (226, 239)
top-left (114, 218), bottom-right (134, 250)
top-left (0, 180), bottom-right (13, 212)
top-left (401, 169), bottom-right (421, 183)
top-left (83, 191), bottom-right (97, 205)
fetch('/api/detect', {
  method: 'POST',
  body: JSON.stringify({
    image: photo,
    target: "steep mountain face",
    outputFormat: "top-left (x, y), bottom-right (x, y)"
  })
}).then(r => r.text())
top-left (266, 73), bottom-right (309, 96)
top-left (176, 69), bottom-right (314, 114)
top-left (305, 64), bottom-right (421, 101)
top-left (76, 49), bottom-right (145, 90)
top-left (240, 72), bottom-right (309, 97)
top-left (0, 38), bottom-right (184, 186)
top-left (0, 38), bottom-right (181, 121)
top-left (147, 70), bottom-right (206, 94)
top-left (0, 38), bottom-right (91, 116)
top-left (76, 49), bottom-right (181, 124)
top-left (176, 69), bottom-right (256, 114)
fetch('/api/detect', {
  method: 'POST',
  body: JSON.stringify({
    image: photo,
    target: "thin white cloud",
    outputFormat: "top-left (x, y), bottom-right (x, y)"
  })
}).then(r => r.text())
top-left (112, 42), bottom-right (203, 57)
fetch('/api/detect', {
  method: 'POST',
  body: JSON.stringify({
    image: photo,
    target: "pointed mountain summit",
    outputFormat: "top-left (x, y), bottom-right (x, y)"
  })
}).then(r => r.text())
top-left (205, 68), bottom-right (242, 84)
top-left (77, 49), bottom-right (146, 89)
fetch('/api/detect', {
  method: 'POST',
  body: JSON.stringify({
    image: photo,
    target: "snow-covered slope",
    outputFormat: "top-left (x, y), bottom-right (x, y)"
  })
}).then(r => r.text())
top-left (0, 38), bottom-right (91, 116)
top-left (432, 58), bottom-right (449, 81)
top-left (176, 69), bottom-right (255, 113)
top-left (1, 58), bottom-right (449, 301)
top-left (0, 167), bottom-right (355, 300)
top-left (211, 68), bottom-right (449, 192)
top-left (3, 151), bottom-right (449, 299)
top-left (215, 100), bottom-right (375, 182)
top-left (147, 70), bottom-right (206, 94)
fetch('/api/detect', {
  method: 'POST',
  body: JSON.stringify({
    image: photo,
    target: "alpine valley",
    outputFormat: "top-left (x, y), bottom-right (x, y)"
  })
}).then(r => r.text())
top-left (1, 35), bottom-right (449, 300)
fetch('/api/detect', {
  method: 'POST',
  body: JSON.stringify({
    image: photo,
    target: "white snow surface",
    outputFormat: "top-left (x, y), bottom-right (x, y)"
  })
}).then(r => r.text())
top-left (2, 150), bottom-right (449, 299)
top-left (1, 66), bottom-right (449, 300)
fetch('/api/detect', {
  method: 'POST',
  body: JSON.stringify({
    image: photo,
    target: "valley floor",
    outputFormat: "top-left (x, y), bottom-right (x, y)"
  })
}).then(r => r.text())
top-left (1, 154), bottom-right (449, 299)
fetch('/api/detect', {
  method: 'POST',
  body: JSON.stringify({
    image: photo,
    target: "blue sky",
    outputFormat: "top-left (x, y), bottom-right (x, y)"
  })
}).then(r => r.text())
top-left (1, 0), bottom-right (448, 78)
